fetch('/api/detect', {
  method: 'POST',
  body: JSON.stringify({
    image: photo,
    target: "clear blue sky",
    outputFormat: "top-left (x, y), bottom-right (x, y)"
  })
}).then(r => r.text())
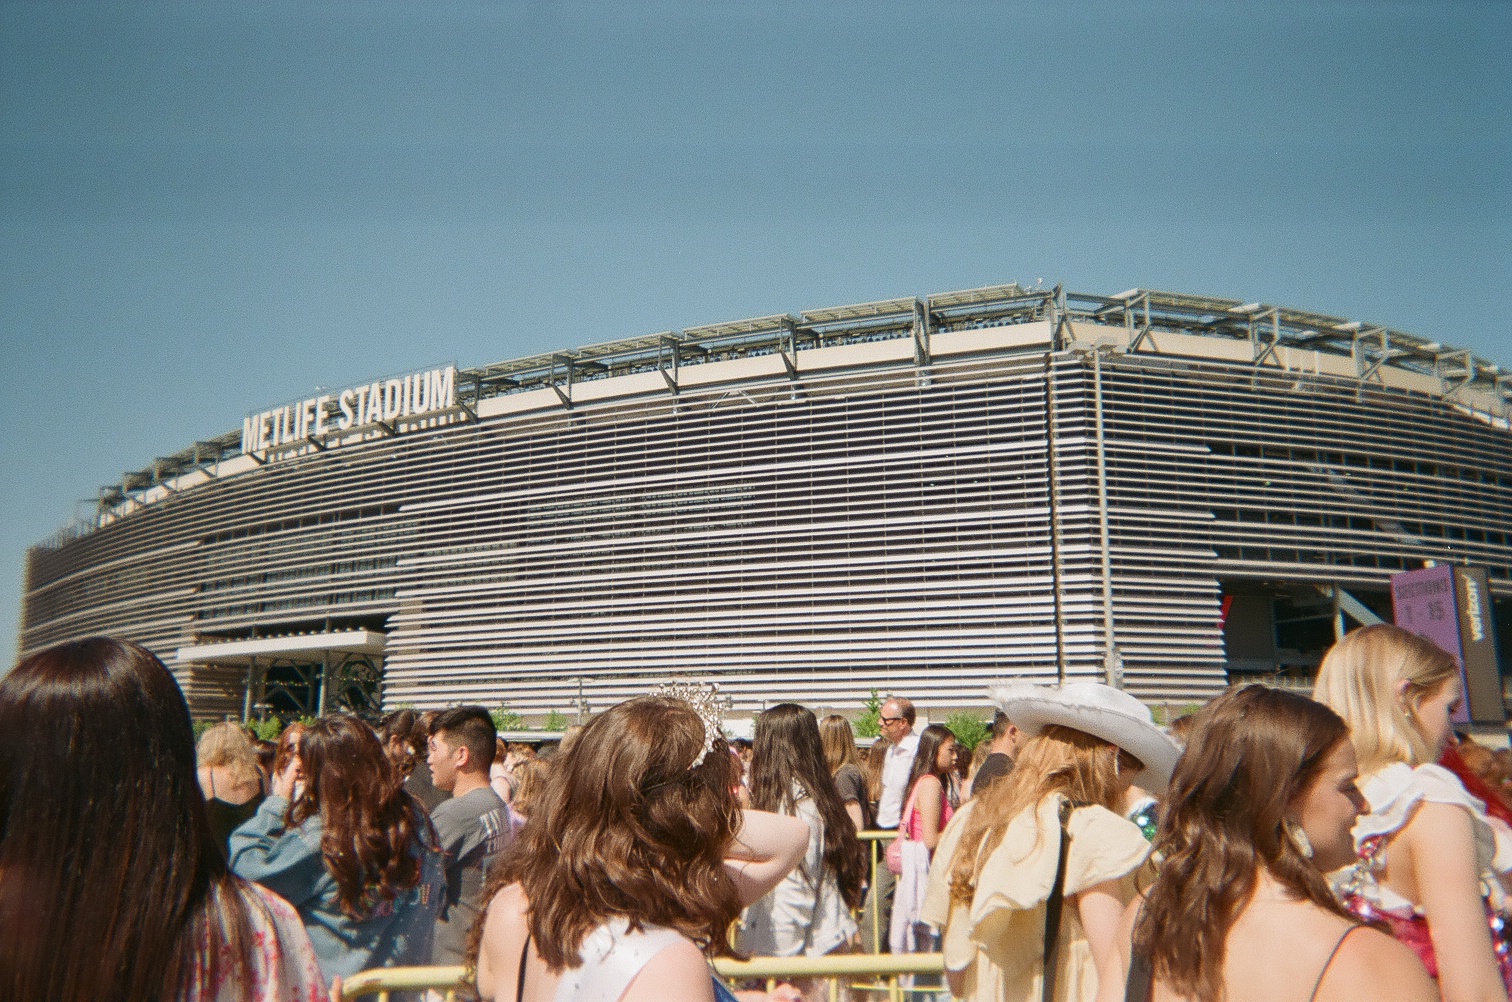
top-left (2, 0), bottom-right (1508, 663)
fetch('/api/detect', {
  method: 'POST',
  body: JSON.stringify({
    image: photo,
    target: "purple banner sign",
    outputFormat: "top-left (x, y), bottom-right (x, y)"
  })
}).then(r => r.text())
top-left (1391, 565), bottom-right (1470, 725)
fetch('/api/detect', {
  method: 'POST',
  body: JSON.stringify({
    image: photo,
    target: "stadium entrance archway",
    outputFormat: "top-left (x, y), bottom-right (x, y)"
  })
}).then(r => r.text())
top-left (175, 629), bottom-right (386, 722)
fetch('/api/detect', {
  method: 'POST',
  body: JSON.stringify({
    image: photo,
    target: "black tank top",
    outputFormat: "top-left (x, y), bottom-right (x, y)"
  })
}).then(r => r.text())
top-left (204, 771), bottom-right (265, 860)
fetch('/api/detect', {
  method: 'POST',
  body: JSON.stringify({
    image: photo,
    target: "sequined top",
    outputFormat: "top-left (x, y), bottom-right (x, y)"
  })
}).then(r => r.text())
top-left (1331, 762), bottom-right (1512, 988)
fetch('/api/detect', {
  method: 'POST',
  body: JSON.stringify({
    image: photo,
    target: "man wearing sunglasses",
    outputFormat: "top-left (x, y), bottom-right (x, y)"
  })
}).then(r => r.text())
top-left (874, 698), bottom-right (919, 831)
top-left (860, 696), bottom-right (918, 951)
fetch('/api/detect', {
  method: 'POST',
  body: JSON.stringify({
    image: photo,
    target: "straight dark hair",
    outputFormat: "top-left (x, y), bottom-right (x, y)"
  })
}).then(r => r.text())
top-left (432, 705), bottom-right (498, 771)
top-left (0, 638), bottom-right (264, 1002)
top-left (1133, 685), bottom-right (1355, 1002)
top-left (903, 723), bottom-right (957, 809)
top-left (749, 703), bottom-right (867, 908)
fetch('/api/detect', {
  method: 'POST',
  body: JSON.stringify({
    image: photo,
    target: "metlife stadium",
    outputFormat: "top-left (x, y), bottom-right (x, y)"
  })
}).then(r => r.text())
top-left (21, 285), bottom-right (1512, 720)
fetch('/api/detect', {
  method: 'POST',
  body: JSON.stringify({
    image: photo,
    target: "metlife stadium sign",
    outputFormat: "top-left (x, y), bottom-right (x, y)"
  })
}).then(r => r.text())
top-left (241, 364), bottom-right (459, 459)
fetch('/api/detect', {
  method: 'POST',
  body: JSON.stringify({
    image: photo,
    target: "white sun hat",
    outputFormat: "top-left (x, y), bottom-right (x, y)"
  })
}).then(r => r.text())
top-left (989, 680), bottom-right (1181, 791)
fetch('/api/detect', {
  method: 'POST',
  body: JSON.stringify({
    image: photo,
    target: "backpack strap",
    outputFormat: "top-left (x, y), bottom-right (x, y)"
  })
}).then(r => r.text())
top-left (1042, 798), bottom-right (1076, 1002)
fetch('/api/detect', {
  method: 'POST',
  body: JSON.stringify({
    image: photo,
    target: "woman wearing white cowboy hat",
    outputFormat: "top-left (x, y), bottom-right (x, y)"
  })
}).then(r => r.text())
top-left (920, 681), bottom-right (1181, 1002)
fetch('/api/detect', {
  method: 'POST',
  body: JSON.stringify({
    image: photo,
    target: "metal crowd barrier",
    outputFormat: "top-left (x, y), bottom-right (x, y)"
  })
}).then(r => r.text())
top-left (717, 952), bottom-right (947, 1001)
top-left (338, 953), bottom-right (948, 1002)
top-left (339, 831), bottom-right (917, 1001)
top-left (339, 965), bottom-right (466, 1001)
top-left (858, 830), bottom-right (896, 955)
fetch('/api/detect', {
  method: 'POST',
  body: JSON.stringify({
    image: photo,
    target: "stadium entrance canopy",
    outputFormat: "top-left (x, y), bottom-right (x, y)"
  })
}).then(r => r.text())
top-left (175, 629), bottom-right (385, 721)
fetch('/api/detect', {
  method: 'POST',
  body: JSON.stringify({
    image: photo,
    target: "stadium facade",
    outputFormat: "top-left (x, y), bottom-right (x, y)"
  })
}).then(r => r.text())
top-left (21, 285), bottom-right (1512, 720)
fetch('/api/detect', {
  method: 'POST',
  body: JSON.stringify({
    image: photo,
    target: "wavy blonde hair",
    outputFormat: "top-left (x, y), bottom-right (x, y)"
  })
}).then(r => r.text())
top-left (1312, 623), bottom-right (1459, 775)
top-left (948, 724), bottom-right (1136, 903)
top-left (196, 721), bottom-right (263, 788)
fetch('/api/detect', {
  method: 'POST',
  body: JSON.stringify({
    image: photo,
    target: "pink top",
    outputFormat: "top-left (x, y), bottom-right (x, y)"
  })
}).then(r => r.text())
top-left (904, 774), bottom-right (955, 844)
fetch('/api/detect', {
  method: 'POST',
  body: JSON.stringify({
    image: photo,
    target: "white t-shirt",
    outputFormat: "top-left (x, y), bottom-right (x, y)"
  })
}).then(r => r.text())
top-left (876, 732), bottom-right (920, 829)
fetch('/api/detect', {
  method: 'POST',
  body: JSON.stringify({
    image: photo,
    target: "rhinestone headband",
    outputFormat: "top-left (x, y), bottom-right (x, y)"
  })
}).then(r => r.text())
top-left (651, 679), bottom-right (726, 769)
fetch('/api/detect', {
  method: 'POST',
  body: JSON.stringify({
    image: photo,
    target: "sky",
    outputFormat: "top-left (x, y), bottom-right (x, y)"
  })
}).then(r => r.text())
top-left (2, 0), bottom-right (1509, 663)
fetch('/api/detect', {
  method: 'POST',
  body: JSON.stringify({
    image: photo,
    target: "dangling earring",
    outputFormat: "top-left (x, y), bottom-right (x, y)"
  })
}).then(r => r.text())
top-left (1114, 752), bottom-right (1121, 778)
top-left (1283, 819), bottom-right (1314, 859)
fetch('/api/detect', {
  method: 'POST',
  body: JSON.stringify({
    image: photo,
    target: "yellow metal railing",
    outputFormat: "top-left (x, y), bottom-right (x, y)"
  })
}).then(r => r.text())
top-left (340, 831), bottom-right (913, 1001)
top-left (717, 951), bottom-right (947, 1002)
top-left (859, 829), bottom-right (897, 955)
top-left (338, 953), bottom-right (948, 1002)
top-left (339, 965), bottom-right (467, 1001)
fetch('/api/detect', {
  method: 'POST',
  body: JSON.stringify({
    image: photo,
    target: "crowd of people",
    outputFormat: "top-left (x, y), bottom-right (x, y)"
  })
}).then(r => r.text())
top-left (3, 623), bottom-right (1511, 1002)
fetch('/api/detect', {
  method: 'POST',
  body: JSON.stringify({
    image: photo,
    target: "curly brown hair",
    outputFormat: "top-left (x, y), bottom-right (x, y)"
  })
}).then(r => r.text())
top-left (289, 714), bottom-right (431, 918)
top-left (1133, 685), bottom-right (1355, 1002)
top-left (470, 695), bottom-right (743, 971)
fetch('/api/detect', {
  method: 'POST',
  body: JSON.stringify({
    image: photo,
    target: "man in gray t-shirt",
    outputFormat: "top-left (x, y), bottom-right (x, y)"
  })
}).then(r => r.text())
top-left (426, 706), bottom-right (513, 964)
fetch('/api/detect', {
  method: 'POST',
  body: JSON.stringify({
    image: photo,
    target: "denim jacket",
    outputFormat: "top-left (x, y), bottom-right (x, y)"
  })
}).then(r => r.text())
top-left (230, 794), bottom-right (445, 982)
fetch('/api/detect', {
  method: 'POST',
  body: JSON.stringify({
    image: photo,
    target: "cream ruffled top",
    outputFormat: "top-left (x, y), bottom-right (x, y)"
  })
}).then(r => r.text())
top-left (1332, 762), bottom-right (1507, 916)
top-left (922, 795), bottom-right (1151, 1002)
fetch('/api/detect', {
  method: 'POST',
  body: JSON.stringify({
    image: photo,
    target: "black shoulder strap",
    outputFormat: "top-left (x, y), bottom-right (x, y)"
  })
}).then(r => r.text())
top-left (1124, 900), bottom-right (1154, 1002)
top-left (516, 932), bottom-right (531, 1001)
top-left (1042, 798), bottom-right (1075, 1002)
top-left (1125, 946), bottom-right (1154, 1002)
top-left (1309, 925), bottom-right (1362, 1002)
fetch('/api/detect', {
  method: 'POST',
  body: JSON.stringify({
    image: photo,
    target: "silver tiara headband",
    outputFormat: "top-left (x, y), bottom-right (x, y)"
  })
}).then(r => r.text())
top-left (652, 680), bottom-right (726, 769)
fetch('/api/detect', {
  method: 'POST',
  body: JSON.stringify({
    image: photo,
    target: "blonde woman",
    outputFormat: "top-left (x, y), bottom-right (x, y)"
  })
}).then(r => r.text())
top-left (921, 682), bottom-right (1180, 1001)
top-left (1314, 623), bottom-right (1512, 1001)
top-left (197, 721), bottom-right (268, 857)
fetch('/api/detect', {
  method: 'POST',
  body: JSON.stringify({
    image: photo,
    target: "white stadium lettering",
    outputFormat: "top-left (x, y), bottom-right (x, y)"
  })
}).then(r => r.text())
top-left (241, 365), bottom-right (460, 460)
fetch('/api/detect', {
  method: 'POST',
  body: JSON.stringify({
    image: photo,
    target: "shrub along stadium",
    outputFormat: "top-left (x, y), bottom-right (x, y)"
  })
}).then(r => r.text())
top-left (21, 284), bottom-right (1512, 722)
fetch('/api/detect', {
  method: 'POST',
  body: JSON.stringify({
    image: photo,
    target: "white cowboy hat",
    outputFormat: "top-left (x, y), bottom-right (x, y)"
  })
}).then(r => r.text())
top-left (989, 680), bottom-right (1181, 791)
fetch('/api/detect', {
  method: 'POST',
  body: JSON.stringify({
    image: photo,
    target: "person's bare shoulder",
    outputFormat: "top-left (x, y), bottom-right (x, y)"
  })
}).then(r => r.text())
top-left (476, 883), bottom-right (528, 1000)
top-left (1318, 925), bottom-right (1437, 1002)
top-left (621, 937), bottom-right (715, 1002)
top-left (483, 881), bottom-right (528, 925)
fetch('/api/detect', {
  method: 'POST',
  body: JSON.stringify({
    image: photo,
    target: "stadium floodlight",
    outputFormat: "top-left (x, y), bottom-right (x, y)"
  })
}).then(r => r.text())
top-left (1334, 320), bottom-right (1363, 333)
top-left (1420, 341), bottom-right (1442, 352)
top-left (1229, 303), bottom-right (1264, 315)
top-left (1111, 289), bottom-right (1142, 301)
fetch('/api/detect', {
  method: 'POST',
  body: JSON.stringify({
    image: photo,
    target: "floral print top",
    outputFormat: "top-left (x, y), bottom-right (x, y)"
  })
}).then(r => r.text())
top-left (183, 882), bottom-right (327, 1001)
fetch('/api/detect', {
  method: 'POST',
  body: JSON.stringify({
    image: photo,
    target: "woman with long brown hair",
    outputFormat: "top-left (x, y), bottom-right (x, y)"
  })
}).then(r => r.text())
top-left (471, 693), bottom-right (811, 1001)
top-left (890, 723), bottom-right (959, 954)
top-left (0, 637), bottom-right (325, 1002)
top-left (231, 713), bottom-right (445, 983)
top-left (819, 714), bottom-right (871, 831)
top-left (1314, 624), bottom-right (1512, 1001)
top-left (741, 704), bottom-right (867, 961)
top-left (1110, 684), bottom-right (1435, 1002)
top-left (921, 682), bottom-right (1179, 1001)
top-left (862, 736), bottom-right (890, 821)
top-left (272, 721), bottom-right (307, 794)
